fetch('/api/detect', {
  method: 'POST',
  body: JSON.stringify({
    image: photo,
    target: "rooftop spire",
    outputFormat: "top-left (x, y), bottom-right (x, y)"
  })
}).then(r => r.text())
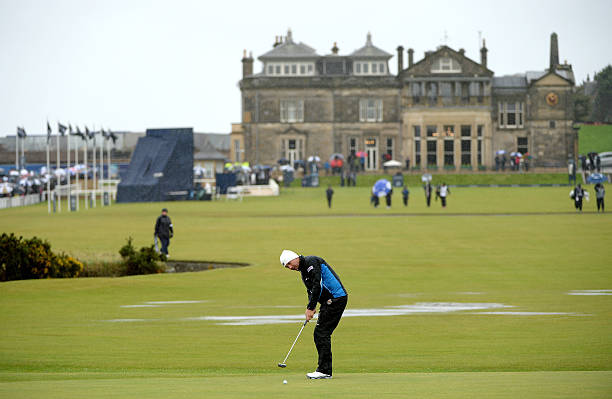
top-left (550, 32), bottom-right (559, 71)
top-left (366, 32), bottom-right (372, 46)
top-left (287, 28), bottom-right (293, 43)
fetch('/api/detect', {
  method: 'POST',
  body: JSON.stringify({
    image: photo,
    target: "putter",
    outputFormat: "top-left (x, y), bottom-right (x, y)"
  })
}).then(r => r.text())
top-left (277, 320), bottom-right (308, 368)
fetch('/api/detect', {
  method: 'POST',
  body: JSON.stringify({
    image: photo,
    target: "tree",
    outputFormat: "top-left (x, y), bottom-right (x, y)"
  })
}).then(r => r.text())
top-left (574, 90), bottom-right (592, 122)
top-left (592, 65), bottom-right (612, 123)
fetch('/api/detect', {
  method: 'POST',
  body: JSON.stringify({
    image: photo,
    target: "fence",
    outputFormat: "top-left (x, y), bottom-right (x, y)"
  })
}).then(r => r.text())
top-left (0, 194), bottom-right (42, 210)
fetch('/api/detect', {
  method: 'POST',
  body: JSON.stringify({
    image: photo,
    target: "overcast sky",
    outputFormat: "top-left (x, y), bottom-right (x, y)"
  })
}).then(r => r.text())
top-left (1, 0), bottom-right (610, 137)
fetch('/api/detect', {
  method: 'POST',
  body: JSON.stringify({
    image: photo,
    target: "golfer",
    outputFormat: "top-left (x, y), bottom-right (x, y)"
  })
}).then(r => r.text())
top-left (280, 250), bottom-right (347, 379)
top-left (154, 208), bottom-right (173, 256)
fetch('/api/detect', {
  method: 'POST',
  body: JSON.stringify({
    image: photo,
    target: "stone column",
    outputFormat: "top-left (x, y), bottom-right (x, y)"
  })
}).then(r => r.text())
top-left (471, 123), bottom-right (478, 168)
top-left (437, 125), bottom-right (443, 169)
top-left (454, 124), bottom-right (461, 170)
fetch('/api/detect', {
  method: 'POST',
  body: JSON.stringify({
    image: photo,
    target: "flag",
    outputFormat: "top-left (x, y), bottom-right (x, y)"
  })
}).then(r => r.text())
top-left (58, 123), bottom-right (67, 136)
top-left (17, 127), bottom-right (26, 138)
top-left (69, 124), bottom-right (75, 136)
top-left (109, 130), bottom-right (118, 144)
top-left (75, 126), bottom-right (86, 140)
top-left (101, 129), bottom-right (108, 139)
top-left (85, 126), bottom-right (95, 140)
top-left (47, 122), bottom-right (52, 143)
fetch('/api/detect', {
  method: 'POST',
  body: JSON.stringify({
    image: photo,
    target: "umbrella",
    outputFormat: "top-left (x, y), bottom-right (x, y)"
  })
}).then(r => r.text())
top-left (496, 150), bottom-right (506, 155)
top-left (586, 173), bottom-right (608, 184)
top-left (20, 169), bottom-right (28, 175)
top-left (356, 151), bottom-right (367, 158)
top-left (54, 169), bottom-right (66, 176)
top-left (0, 183), bottom-right (13, 194)
top-left (372, 179), bottom-right (392, 197)
top-left (279, 164), bottom-right (295, 172)
top-left (383, 160), bottom-right (402, 167)
top-left (509, 152), bottom-right (522, 157)
top-left (329, 153), bottom-right (345, 161)
top-left (421, 173), bottom-right (432, 182)
top-left (307, 155), bottom-right (321, 163)
top-left (9, 170), bottom-right (19, 176)
top-left (277, 158), bottom-right (289, 165)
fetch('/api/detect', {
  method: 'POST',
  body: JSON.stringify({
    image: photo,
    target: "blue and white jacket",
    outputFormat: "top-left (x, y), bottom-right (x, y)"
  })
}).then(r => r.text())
top-left (299, 255), bottom-right (347, 310)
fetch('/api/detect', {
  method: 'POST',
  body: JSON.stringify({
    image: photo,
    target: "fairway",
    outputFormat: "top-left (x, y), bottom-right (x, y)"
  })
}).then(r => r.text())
top-left (1, 186), bottom-right (611, 398)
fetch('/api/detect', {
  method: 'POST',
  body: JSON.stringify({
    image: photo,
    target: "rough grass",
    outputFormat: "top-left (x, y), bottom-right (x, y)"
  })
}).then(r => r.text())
top-left (579, 124), bottom-right (612, 154)
top-left (0, 188), bottom-right (610, 398)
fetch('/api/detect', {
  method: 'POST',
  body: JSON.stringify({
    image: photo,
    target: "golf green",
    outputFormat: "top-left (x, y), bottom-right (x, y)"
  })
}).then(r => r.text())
top-left (1, 186), bottom-right (610, 398)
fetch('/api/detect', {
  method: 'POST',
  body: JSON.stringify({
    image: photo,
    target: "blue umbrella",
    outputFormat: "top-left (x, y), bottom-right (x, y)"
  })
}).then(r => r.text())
top-left (586, 173), bottom-right (608, 184)
top-left (372, 179), bottom-right (392, 197)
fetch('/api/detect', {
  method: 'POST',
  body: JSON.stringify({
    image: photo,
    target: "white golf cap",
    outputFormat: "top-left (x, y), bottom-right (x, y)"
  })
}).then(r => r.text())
top-left (280, 250), bottom-right (299, 267)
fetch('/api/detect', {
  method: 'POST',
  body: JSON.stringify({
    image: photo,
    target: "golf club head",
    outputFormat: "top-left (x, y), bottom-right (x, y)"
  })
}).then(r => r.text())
top-left (277, 363), bottom-right (287, 368)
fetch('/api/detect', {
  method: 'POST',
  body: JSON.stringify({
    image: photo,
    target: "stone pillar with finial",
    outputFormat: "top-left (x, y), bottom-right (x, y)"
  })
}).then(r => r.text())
top-left (407, 48), bottom-right (414, 68)
top-left (549, 32), bottom-right (559, 71)
top-left (480, 39), bottom-right (488, 68)
top-left (397, 46), bottom-right (404, 75)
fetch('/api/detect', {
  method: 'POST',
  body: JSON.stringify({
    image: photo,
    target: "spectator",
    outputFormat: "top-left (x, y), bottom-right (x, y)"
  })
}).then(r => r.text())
top-left (154, 208), bottom-right (174, 257)
top-left (423, 182), bottom-right (432, 207)
top-left (568, 160), bottom-right (576, 185)
top-left (596, 155), bottom-right (601, 173)
top-left (495, 155), bottom-right (500, 171)
top-left (402, 186), bottom-right (410, 207)
top-left (594, 183), bottom-right (605, 213)
top-left (385, 188), bottom-right (392, 209)
top-left (501, 155), bottom-right (507, 171)
top-left (326, 185), bottom-right (334, 209)
top-left (439, 183), bottom-right (450, 207)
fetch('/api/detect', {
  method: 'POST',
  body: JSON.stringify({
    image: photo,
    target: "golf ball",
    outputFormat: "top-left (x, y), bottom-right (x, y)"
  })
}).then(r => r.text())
top-left (283, 380), bottom-right (287, 384)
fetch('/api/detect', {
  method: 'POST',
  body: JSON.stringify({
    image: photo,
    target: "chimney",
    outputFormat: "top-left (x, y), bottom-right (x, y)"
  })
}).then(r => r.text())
top-left (408, 48), bottom-right (414, 68)
top-left (459, 48), bottom-right (465, 56)
top-left (549, 32), bottom-right (559, 71)
top-left (331, 42), bottom-right (339, 55)
top-left (480, 39), bottom-right (488, 68)
top-left (273, 36), bottom-right (280, 48)
top-left (242, 49), bottom-right (253, 78)
top-left (397, 46), bottom-right (404, 73)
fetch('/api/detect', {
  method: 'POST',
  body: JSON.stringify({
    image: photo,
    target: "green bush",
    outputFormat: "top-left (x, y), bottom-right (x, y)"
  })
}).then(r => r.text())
top-left (0, 233), bottom-right (83, 282)
top-left (119, 237), bottom-right (165, 276)
top-left (80, 261), bottom-right (126, 278)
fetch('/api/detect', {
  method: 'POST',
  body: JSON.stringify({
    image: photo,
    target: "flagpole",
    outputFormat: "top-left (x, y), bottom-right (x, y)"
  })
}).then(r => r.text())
top-left (100, 131), bottom-right (104, 207)
top-left (46, 122), bottom-right (51, 214)
top-left (67, 127), bottom-right (71, 211)
top-left (21, 134), bottom-right (25, 171)
top-left (84, 132), bottom-right (88, 209)
top-left (56, 125), bottom-right (61, 212)
top-left (75, 131), bottom-right (79, 211)
top-left (92, 126), bottom-right (96, 207)
top-left (15, 129), bottom-right (18, 170)
top-left (107, 135), bottom-right (111, 206)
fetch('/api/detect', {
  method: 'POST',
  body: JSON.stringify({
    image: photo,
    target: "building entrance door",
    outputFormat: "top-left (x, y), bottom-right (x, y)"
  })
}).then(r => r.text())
top-left (287, 139), bottom-right (298, 165)
top-left (365, 138), bottom-right (378, 170)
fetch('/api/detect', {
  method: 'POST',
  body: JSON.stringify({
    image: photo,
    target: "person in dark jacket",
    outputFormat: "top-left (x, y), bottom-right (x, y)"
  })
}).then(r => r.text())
top-left (571, 184), bottom-right (586, 212)
top-left (154, 208), bottom-right (173, 256)
top-left (594, 183), bottom-right (605, 212)
top-left (402, 186), bottom-right (410, 207)
top-left (326, 185), bottom-right (334, 208)
top-left (280, 250), bottom-right (347, 380)
top-left (424, 182), bottom-right (432, 207)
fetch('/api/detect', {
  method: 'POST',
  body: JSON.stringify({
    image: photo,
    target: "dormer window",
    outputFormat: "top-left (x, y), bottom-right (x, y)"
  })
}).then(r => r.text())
top-left (431, 57), bottom-right (461, 73)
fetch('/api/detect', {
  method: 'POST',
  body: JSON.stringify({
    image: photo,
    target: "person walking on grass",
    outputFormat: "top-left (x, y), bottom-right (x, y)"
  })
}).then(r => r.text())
top-left (595, 183), bottom-right (605, 212)
top-left (154, 208), bottom-right (173, 257)
top-left (326, 185), bottom-right (334, 208)
top-left (570, 184), bottom-right (587, 212)
top-left (424, 181), bottom-right (432, 207)
top-left (439, 183), bottom-right (450, 208)
top-left (402, 186), bottom-right (410, 207)
top-left (280, 250), bottom-right (347, 380)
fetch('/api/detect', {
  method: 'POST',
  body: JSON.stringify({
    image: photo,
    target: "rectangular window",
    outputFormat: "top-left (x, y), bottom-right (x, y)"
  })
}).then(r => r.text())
top-left (280, 99), bottom-right (304, 123)
top-left (498, 103), bottom-right (504, 127)
top-left (506, 103), bottom-right (517, 126)
top-left (517, 137), bottom-right (528, 154)
top-left (284, 65), bottom-right (289, 74)
top-left (372, 63), bottom-right (377, 73)
top-left (412, 82), bottom-right (421, 103)
top-left (444, 140), bottom-right (454, 166)
top-left (477, 139), bottom-right (482, 165)
top-left (549, 120), bottom-right (556, 128)
top-left (426, 125), bottom-right (437, 137)
top-left (268, 65), bottom-right (273, 75)
top-left (461, 125), bottom-right (471, 137)
top-left (380, 63), bottom-right (385, 73)
top-left (427, 140), bottom-right (437, 166)
top-left (356, 63), bottom-right (361, 73)
top-left (443, 125), bottom-right (455, 137)
top-left (386, 137), bottom-right (393, 158)
top-left (363, 63), bottom-right (369, 73)
top-left (415, 138), bottom-right (421, 167)
top-left (349, 137), bottom-right (357, 155)
top-left (440, 82), bottom-right (453, 97)
top-left (518, 103), bottom-right (524, 126)
top-left (359, 98), bottom-right (383, 122)
top-left (300, 65), bottom-right (305, 74)
top-left (307, 64), bottom-right (313, 73)
top-left (477, 125), bottom-right (483, 137)
top-left (234, 139), bottom-right (241, 163)
top-left (413, 125), bottom-right (421, 138)
top-left (291, 64), bottom-right (297, 74)
top-left (276, 65), bottom-right (281, 74)
top-left (461, 139), bottom-right (471, 165)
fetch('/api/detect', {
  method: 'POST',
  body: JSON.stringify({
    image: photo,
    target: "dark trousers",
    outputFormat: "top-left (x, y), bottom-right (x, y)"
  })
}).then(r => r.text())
top-left (597, 198), bottom-right (604, 212)
top-left (575, 198), bottom-right (583, 211)
top-left (159, 236), bottom-right (170, 255)
top-left (403, 196), bottom-right (408, 206)
top-left (426, 194), bottom-right (431, 207)
top-left (327, 196), bottom-right (332, 208)
top-left (314, 296), bottom-right (347, 375)
top-left (441, 196), bottom-right (447, 207)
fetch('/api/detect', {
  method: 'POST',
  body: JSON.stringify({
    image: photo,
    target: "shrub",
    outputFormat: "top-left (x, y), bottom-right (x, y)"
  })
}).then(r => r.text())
top-left (120, 237), bottom-right (165, 276)
top-left (0, 233), bottom-right (83, 282)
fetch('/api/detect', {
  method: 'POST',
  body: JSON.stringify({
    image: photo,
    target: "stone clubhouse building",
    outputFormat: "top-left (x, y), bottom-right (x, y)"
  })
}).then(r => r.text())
top-left (236, 30), bottom-right (576, 170)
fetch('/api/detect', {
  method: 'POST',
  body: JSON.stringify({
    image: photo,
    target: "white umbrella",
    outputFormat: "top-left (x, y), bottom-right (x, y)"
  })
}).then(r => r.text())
top-left (383, 160), bottom-right (402, 167)
top-left (421, 173), bottom-right (432, 182)
top-left (9, 170), bottom-right (19, 176)
top-left (0, 183), bottom-right (13, 194)
top-left (496, 150), bottom-right (506, 155)
top-left (307, 155), bottom-right (321, 163)
top-left (20, 169), bottom-right (28, 175)
top-left (54, 169), bottom-right (66, 176)
top-left (279, 164), bottom-right (295, 172)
